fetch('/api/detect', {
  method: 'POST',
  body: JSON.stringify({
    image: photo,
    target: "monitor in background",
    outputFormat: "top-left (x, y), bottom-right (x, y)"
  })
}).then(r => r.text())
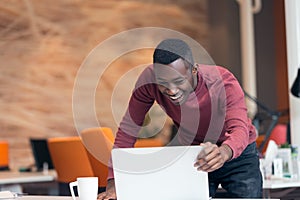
top-left (30, 138), bottom-right (54, 171)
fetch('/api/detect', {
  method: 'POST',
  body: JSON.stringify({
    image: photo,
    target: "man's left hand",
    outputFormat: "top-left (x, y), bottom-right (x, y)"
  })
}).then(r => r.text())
top-left (194, 142), bottom-right (232, 172)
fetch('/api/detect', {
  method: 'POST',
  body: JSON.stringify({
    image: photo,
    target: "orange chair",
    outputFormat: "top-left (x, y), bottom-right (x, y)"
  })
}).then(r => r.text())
top-left (134, 138), bottom-right (164, 147)
top-left (0, 140), bottom-right (9, 170)
top-left (256, 124), bottom-right (288, 153)
top-left (269, 124), bottom-right (287, 145)
top-left (47, 136), bottom-right (94, 195)
top-left (80, 127), bottom-right (115, 189)
top-left (80, 127), bottom-right (164, 189)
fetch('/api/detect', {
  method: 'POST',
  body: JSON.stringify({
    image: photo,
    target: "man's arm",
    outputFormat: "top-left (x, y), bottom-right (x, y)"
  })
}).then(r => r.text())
top-left (107, 66), bottom-right (157, 187)
top-left (218, 67), bottom-right (255, 159)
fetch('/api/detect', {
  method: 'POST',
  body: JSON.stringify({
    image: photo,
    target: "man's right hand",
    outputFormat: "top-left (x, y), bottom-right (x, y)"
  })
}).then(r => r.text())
top-left (97, 179), bottom-right (117, 200)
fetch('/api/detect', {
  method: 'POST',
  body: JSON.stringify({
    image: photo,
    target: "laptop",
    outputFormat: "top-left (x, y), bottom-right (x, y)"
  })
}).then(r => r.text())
top-left (112, 145), bottom-right (209, 200)
top-left (30, 138), bottom-right (54, 171)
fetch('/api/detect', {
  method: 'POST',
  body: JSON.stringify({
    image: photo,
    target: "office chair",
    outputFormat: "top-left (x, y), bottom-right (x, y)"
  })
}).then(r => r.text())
top-left (134, 138), bottom-right (164, 147)
top-left (269, 124), bottom-right (288, 145)
top-left (256, 123), bottom-right (288, 153)
top-left (47, 137), bottom-right (94, 195)
top-left (0, 140), bottom-right (9, 171)
top-left (80, 127), bottom-right (164, 191)
top-left (80, 127), bottom-right (115, 191)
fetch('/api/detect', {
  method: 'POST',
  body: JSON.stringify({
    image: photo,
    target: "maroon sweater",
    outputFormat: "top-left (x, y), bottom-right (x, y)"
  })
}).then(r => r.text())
top-left (108, 64), bottom-right (257, 179)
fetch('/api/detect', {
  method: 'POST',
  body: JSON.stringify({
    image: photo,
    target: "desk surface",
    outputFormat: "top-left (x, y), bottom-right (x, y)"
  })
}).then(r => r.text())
top-left (19, 196), bottom-right (72, 200)
top-left (263, 177), bottom-right (300, 189)
top-left (0, 170), bottom-right (56, 185)
top-left (16, 196), bottom-right (279, 200)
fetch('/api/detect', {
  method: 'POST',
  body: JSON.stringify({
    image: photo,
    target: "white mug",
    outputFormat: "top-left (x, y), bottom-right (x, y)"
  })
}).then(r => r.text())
top-left (69, 177), bottom-right (98, 200)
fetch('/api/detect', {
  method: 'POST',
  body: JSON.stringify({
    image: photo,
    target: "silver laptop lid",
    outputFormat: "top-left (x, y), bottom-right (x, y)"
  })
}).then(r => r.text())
top-left (112, 145), bottom-right (209, 200)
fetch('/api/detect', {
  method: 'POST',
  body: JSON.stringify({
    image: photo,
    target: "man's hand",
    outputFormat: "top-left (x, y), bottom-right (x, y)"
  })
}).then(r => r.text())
top-left (194, 142), bottom-right (232, 172)
top-left (97, 179), bottom-right (117, 200)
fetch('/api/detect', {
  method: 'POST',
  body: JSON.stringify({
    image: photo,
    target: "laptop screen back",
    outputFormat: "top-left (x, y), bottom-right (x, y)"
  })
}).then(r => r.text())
top-left (112, 145), bottom-right (209, 200)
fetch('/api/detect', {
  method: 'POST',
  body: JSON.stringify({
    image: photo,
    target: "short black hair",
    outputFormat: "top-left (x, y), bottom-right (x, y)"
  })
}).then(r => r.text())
top-left (153, 38), bottom-right (194, 68)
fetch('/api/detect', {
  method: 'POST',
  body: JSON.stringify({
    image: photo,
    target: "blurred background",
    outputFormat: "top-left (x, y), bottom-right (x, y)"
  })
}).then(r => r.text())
top-left (0, 0), bottom-right (288, 169)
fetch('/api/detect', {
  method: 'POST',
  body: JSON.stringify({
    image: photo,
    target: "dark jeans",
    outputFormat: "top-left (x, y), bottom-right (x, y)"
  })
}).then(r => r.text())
top-left (208, 142), bottom-right (263, 198)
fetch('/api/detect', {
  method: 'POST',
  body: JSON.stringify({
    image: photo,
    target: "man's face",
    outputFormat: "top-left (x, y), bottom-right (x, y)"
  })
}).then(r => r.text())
top-left (154, 58), bottom-right (195, 105)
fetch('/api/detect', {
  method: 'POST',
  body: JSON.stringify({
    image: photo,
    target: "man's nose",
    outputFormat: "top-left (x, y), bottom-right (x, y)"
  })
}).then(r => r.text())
top-left (166, 84), bottom-right (179, 95)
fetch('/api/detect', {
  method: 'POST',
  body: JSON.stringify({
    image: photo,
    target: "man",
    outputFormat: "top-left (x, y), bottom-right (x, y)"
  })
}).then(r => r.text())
top-left (98, 38), bottom-right (262, 199)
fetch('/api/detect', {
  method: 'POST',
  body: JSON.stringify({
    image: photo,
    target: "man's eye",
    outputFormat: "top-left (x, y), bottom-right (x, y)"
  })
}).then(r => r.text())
top-left (158, 82), bottom-right (168, 86)
top-left (174, 79), bottom-right (185, 84)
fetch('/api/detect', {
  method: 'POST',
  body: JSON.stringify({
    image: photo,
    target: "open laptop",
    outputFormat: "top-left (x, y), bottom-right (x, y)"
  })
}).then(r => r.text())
top-left (30, 138), bottom-right (54, 171)
top-left (112, 145), bottom-right (209, 200)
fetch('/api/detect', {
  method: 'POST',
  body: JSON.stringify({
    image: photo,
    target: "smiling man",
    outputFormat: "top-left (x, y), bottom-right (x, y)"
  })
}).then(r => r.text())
top-left (154, 59), bottom-right (195, 105)
top-left (98, 38), bottom-right (262, 199)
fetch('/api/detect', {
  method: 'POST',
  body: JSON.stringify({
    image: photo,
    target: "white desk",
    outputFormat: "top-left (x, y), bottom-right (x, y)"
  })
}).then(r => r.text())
top-left (0, 170), bottom-right (56, 193)
top-left (18, 196), bottom-right (72, 200)
top-left (263, 177), bottom-right (300, 198)
top-left (263, 177), bottom-right (300, 189)
top-left (16, 197), bottom-right (279, 200)
top-left (0, 171), bottom-right (56, 185)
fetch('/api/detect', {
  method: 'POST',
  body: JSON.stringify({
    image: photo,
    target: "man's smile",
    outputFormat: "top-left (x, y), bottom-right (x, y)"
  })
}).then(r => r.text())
top-left (166, 90), bottom-right (185, 104)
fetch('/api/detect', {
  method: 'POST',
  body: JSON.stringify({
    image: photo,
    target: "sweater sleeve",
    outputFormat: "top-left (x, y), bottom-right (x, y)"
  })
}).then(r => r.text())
top-left (219, 67), bottom-right (256, 159)
top-left (107, 67), bottom-right (156, 179)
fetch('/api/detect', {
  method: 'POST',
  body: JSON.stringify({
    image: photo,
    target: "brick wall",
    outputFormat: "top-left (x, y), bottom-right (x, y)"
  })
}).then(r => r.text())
top-left (0, 0), bottom-right (209, 169)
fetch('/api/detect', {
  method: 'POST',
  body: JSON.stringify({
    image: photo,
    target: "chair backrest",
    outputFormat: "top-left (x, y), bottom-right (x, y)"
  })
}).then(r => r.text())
top-left (256, 124), bottom-right (288, 153)
top-left (47, 136), bottom-right (94, 183)
top-left (80, 127), bottom-right (115, 187)
top-left (134, 138), bottom-right (164, 148)
top-left (269, 124), bottom-right (287, 145)
top-left (0, 140), bottom-right (9, 169)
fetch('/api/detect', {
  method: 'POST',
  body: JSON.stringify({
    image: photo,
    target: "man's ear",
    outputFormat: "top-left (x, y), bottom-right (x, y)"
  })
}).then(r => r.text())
top-left (192, 64), bottom-right (198, 74)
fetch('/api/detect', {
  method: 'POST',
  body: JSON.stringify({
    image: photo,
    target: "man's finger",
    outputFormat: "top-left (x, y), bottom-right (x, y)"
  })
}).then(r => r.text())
top-left (97, 192), bottom-right (107, 200)
top-left (197, 143), bottom-right (217, 159)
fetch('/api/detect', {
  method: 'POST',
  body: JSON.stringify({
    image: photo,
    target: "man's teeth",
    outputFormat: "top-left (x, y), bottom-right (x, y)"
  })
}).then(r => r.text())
top-left (170, 92), bottom-right (183, 100)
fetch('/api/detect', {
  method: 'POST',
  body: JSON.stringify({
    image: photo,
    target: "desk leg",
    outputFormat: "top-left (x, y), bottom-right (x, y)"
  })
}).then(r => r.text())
top-left (263, 189), bottom-right (271, 198)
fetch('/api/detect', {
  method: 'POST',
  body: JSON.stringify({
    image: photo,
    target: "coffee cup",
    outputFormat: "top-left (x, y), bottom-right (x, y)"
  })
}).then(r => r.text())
top-left (69, 177), bottom-right (98, 200)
